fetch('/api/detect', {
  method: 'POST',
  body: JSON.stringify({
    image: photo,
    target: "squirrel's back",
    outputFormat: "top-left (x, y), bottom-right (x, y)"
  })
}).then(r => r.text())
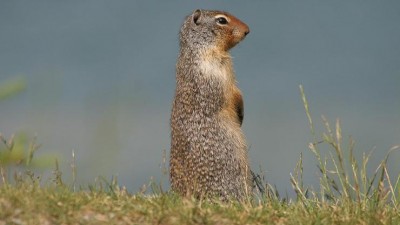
top-left (170, 9), bottom-right (251, 201)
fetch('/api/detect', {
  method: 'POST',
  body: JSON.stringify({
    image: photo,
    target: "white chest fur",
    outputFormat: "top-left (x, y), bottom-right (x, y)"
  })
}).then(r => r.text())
top-left (199, 50), bottom-right (234, 87)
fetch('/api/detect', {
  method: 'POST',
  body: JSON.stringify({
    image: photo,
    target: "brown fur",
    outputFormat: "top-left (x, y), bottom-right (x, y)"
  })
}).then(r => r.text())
top-left (170, 9), bottom-right (251, 201)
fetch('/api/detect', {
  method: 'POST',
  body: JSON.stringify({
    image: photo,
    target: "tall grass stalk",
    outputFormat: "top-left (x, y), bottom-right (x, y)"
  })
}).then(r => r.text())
top-left (293, 85), bottom-right (400, 210)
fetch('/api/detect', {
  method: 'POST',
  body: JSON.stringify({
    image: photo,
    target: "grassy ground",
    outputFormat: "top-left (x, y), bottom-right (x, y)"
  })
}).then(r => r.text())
top-left (0, 183), bottom-right (399, 225)
top-left (1, 86), bottom-right (399, 224)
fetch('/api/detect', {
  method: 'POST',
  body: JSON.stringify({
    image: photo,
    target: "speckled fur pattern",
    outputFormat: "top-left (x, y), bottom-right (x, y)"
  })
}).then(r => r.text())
top-left (170, 9), bottom-right (251, 201)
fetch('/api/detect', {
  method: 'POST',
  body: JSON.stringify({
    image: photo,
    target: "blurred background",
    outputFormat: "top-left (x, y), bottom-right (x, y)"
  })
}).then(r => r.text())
top-left (1, 1), bottom-right (399, 194)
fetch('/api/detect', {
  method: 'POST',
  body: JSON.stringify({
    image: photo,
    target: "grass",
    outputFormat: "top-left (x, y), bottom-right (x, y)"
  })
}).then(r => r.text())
top-left (2, 184), bottom-right (398, 225)
top-left (0, 85), bottom-right (399, 224)
top-left (0, 77), bottom-right (26, 101)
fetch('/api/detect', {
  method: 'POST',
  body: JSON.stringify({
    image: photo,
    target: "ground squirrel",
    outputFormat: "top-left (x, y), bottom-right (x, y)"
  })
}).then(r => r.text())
top-left (170, 9), bottom-right (251, 201)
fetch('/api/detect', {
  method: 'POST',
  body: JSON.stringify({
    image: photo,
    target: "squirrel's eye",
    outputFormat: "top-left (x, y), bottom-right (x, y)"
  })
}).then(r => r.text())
top-left (216, 17), bottom-right (228, 25)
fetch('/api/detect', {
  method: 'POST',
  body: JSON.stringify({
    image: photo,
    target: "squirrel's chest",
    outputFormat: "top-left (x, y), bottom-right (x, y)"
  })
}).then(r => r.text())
top-left (196, 57), bottom-right (240, 120)
top-left (199, 60), bottom-right (230, 83)
top-left (198, 55), bottom-right (235, 91)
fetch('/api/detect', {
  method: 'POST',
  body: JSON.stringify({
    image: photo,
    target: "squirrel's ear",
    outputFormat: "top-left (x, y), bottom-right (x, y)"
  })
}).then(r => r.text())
top-left (192, 9), bottom-right (202, 25)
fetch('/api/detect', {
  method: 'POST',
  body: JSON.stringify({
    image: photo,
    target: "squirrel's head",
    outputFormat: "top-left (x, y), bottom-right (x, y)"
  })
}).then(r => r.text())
top-left (180, 9), bottom-right (250, 52)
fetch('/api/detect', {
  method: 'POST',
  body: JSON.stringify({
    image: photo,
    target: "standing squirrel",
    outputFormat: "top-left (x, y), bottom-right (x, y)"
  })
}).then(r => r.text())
top-left (170, 9), bottom-right (251, 201)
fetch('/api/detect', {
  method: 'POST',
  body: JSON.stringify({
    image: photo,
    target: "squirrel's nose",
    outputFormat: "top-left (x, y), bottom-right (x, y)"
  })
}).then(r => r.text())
top-left (244, 29), bottom-right (250, 36)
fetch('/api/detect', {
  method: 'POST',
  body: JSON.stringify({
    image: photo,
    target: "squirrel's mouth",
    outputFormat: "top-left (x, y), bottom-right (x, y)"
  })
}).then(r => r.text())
top-left (234, 29), bottom-right (249, 40)
top-left (233, 31), bottom-right (248, 44)
top-left (223, 37), bottom-right (245, 51)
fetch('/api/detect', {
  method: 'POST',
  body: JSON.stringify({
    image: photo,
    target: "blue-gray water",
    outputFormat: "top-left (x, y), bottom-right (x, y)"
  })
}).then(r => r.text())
top-left (1, 1), bottom-right (399, 195)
